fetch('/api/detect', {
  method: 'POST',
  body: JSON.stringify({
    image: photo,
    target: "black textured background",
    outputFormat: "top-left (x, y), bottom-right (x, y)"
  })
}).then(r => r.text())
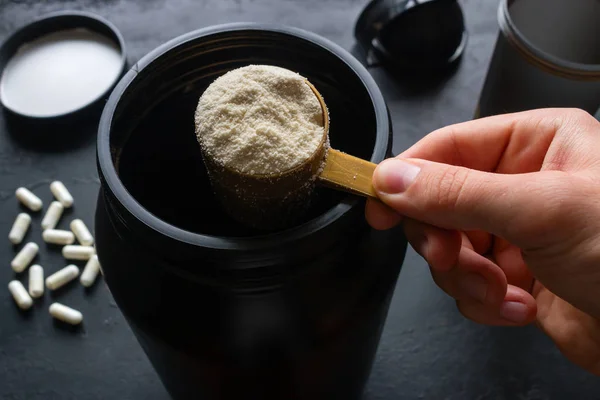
top-left (1, 1), bottom-right (599, 399)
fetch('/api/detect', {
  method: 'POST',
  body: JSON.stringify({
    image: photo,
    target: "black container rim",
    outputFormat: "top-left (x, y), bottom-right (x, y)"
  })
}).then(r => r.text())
top-left (97, 23), bottom-right (390, 251)
top-left (499, 0), bottom-right (600, 79)
top-left (0, 10), bottom-right (127, 122)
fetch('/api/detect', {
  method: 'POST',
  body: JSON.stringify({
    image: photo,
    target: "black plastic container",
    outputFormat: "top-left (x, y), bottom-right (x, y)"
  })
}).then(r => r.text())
top-left (96, 23), bottom-right (406, 400)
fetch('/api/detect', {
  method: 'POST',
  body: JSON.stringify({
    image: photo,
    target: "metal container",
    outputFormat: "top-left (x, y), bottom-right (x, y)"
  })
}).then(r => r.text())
top-left (476, 0), bottom-right (600, 118)
top-left (95, 23), bottom-right (406, 400)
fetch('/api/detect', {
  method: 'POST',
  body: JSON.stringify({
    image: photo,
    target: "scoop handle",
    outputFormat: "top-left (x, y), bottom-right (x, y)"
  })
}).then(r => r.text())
top-left (317, 149), bottom-right (378, 198)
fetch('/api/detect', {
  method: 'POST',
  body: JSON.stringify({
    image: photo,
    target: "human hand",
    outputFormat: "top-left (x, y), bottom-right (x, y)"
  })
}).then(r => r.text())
top-left (365, 108), bottom-right (600, 375)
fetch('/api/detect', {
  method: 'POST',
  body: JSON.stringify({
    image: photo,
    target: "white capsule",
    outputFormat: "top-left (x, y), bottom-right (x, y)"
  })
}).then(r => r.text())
top-left (41, 201), bottom-right (64, 230)
top-left (62, 245), bottom-right (95, 260)
top-left (8, 213), bottom-right (31, 245)
top-left (80, 255), bottom-right (101, 287)
top-left (50, 181), bottom-right (73, 208)
top-left (28, 264), bottom-right (44, 298)
top-left (45, 265), bottom-right (79, 290)
top-left (8, 280), bottom-right (33, 310)
top-left (49, 303), bottom-right (83, 325)
top-left (70, 219), bottom-right (94, 246)
top-left (42, 229), bottom-right (75, 245)
top-left (11, 242), bottom-right (39, 273)
top-left (15, 187), bottom-right (43, 212)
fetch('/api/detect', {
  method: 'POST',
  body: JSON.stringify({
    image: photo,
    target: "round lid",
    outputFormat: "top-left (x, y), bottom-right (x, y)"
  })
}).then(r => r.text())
top-left (354, 0), bottom-right (468, 72)
top-left (0, 11), bottom-right (127, 122)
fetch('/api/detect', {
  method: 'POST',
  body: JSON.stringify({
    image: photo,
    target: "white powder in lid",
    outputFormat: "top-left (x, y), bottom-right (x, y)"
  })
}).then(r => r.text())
top-left (0, 28), bottom-right (123, 117)
top-left (194, 65), bottom-right (325, 175)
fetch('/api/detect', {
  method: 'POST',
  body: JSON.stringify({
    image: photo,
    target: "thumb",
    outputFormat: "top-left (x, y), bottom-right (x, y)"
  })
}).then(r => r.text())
top-left (372, 158), bottom-right (570, 244)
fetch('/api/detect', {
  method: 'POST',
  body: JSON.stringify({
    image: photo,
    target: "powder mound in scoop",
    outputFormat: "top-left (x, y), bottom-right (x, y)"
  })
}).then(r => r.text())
top-left (195, 65), bottom-right (325, 175)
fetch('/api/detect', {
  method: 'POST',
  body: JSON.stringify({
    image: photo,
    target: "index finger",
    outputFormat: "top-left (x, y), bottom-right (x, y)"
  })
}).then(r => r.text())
top-left (399, 108), bottom-right (566, 174)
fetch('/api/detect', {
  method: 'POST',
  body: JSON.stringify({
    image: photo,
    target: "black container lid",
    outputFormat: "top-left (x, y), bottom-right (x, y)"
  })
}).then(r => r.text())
top-left (0, 11), bottom-right (127, 129)
top-left (354, 0), bottom-right (468, 72)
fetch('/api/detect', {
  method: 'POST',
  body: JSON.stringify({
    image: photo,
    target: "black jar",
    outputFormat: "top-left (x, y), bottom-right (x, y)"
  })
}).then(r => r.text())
top-left (95, 23), bottom-right (406, 400)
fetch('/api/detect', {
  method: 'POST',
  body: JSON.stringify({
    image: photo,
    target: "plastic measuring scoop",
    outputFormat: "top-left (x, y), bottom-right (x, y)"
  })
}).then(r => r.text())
top-left (197, 76), bottom-right (379, 230)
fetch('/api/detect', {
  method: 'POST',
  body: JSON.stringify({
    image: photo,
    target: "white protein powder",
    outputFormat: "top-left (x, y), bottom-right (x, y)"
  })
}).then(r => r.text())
top-left (0, 28), bottom-right (123, 117)
top-left (195, 65), bottom-right (325, 175)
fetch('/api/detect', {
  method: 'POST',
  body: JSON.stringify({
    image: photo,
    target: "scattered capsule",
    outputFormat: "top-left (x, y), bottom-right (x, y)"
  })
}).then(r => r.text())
top-left (11, 242), bottom-right (39, 273)
top-left (49, 303), bottom-right (82, 325)
top-left (62, 245), bottom-right (95, 260)
top-left (15, 187), bottom-right (42, 212)
top-left (28, 264), bottom-right (45, 298)
top-left (50, 181), bottom-right (73, 208)
top-left (70, 219), bottom-right (94, 246)
top-left (42, 229), bottom-right (75, 245)
top-left (45, 265), bottom-right (79, 290)
top-left (8, 280), bottom-right (33, 310)
top-left (8, 213), bottom-right (31, 245)
top-left (80, 255), bottom-right (101, 287)
top-left (41, 201), bottom-right (64, 230)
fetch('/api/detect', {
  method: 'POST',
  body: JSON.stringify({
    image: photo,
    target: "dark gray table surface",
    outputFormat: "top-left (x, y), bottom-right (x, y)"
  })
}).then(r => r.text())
top-left (0, 0), bottom-right (598, 399)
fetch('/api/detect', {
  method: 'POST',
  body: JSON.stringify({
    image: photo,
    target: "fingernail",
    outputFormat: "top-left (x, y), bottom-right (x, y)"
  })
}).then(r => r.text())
top-left (375, 159), bottom-right (421, 194)
top-left (500, 301), bottom-right (529, 323)
top-left (457, 273), bottom-right (488, 302)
